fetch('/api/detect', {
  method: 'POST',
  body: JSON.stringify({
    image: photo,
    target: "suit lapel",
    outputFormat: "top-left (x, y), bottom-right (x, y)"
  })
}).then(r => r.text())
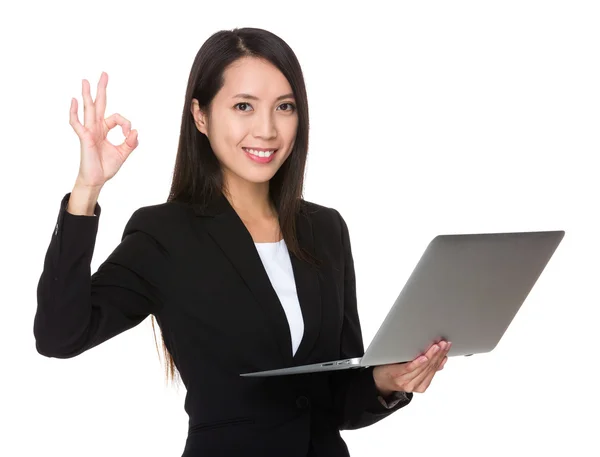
top-left (290, 209), bottom-right (322, 364)
top-left (192, 193), bottom-right (322, 368)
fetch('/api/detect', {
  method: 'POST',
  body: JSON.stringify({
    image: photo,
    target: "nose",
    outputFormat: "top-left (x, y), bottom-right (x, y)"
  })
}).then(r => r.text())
top-left (252, 110), bottom-right (277, 140)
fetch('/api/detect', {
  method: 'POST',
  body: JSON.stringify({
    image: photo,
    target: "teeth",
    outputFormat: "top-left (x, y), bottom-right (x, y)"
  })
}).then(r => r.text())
top-left (244, 148), bottom-right (276, 157)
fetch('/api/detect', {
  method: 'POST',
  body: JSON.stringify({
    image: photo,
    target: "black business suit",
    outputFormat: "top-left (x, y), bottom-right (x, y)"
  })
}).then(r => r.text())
top-left (34, 191), bottom-right (413, 457)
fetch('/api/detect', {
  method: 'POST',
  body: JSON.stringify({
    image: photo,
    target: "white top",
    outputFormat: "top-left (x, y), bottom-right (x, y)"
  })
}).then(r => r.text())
top-left (253, 239), bottom-right (408, 408)
top-left (254, 239), bottom-right (304, 356)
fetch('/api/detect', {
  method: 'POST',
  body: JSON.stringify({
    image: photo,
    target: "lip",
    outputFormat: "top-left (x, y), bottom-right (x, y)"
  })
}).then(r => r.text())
top-left (243, 147), bottom-right (277, 163)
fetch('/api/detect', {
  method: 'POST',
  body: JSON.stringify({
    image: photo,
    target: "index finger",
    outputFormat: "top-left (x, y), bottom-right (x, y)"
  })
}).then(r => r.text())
top-left (95, 72), bottom-right (108, 120)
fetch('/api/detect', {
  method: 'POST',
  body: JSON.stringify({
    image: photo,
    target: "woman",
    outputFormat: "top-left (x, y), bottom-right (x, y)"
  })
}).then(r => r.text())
top-left (34, 27), bottom-right (450, 457)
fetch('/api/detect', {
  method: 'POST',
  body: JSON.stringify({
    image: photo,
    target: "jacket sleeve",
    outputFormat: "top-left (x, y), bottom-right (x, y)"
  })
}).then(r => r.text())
top-left (33, 192), bottom-right (169, 358)
top-left (328, 209), bottom-right (413, 430)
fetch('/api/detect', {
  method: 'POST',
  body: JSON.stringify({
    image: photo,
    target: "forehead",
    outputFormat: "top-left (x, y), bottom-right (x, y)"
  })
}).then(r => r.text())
top-left (219, 57), bottom-right (293, 98)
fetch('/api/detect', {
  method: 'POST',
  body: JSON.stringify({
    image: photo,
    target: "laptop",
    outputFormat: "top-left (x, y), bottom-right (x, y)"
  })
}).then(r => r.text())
top-left (240, 230), bottom-right (565, 377)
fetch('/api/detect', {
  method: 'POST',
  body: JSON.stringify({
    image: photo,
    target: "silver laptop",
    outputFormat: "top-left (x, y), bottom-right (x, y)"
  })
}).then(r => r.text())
top-left (240, 230), bottom-right (565, 377)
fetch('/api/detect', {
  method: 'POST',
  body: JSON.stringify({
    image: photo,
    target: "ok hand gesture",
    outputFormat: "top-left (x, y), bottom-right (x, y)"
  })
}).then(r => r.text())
top-left (70, 72), bottom-right (139, 189)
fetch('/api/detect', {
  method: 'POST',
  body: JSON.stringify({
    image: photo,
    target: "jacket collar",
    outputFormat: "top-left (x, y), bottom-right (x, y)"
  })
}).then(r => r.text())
top-left (191, 192), bottom-right (322, 368)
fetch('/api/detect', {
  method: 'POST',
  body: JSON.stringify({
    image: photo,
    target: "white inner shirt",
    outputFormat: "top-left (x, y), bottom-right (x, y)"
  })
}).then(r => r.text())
top-left (254, 239), bottom-right (304, 356)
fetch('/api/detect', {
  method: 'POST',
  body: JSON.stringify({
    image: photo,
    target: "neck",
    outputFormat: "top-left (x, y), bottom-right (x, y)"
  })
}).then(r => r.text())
top-left (222, 178), bottom-right (277, 221)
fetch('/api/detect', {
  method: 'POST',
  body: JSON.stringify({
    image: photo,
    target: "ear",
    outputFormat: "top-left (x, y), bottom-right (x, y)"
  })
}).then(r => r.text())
top-left (191, 99), bottom-right (208, 135)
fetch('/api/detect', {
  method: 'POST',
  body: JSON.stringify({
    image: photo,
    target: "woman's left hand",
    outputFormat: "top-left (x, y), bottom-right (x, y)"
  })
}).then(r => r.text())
top-left (372, 340), bottom-right (451, 396)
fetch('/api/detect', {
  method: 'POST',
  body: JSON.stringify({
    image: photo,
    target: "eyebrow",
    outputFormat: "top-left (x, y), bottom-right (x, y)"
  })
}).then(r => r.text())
top-left (233, 93), bottom-right (295, 101)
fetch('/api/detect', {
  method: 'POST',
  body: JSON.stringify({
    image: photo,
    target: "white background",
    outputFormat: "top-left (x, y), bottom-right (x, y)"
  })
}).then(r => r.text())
top-left (1, 1), bottom-right (598, 456)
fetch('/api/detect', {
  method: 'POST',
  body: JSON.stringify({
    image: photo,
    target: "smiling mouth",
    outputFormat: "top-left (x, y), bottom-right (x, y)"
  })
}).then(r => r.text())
top-left (242, 147), bottom-right (278, 157)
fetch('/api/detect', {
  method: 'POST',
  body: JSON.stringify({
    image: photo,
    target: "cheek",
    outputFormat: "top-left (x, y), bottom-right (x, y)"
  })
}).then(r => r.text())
top-left (286, 128), bottom-right (298, 153)
top-left (226, 120), bottom-right (248, 145)
top-left (281, 118), bottom-right (298, 147)
top-left (209, 118), bottom-right (246, 156)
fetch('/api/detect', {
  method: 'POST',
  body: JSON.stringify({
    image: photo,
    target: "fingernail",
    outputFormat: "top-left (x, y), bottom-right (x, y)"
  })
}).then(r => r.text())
top-left (433, 345), bottom-right (440, 353)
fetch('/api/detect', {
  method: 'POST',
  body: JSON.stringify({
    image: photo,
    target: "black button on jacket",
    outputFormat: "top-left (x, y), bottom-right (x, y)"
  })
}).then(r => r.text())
top-left (34, 191), bottom-right (413, 457)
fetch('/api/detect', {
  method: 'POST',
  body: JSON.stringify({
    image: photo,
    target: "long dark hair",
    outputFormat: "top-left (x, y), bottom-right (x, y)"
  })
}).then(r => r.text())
top-left (151, 27), bottom-right (318, 386)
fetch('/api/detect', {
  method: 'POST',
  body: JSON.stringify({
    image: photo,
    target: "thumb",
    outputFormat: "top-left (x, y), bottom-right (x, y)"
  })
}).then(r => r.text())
top-left (117, 129), bottom-right (139, 159)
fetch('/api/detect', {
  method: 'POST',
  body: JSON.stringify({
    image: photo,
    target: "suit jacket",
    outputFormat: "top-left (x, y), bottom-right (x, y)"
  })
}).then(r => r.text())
top-left (34, 191), bottom-right (413, 457)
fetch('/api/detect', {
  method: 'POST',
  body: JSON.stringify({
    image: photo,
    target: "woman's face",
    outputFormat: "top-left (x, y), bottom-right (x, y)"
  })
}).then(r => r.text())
top-left (192, 56), bottom-right (298, 190)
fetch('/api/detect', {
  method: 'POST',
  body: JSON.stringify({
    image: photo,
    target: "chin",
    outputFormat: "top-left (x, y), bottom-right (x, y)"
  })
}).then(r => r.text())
top-left (245, 173), bottom-right (278, 184)
top-left (228, 167), bottom-right (277, 184)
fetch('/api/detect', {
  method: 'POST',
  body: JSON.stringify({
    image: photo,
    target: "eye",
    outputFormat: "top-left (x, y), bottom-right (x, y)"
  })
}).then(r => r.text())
top-left (234, 102), bottom-right (297, 113)
top-left (278, 102), bottom-right (296, 112)
top-left (234, 102), bottom-right (253, 112)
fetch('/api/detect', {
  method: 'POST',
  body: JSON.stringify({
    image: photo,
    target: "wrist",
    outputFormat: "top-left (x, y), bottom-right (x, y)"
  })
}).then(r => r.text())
top-left (372, 366), bottom-right (395, 398)
top-left (377, 386), bottom-right (395, 398)
top-left (74, 176), bottom-right (104, 192)
top-left (68, 181), bottom-right (102, 216)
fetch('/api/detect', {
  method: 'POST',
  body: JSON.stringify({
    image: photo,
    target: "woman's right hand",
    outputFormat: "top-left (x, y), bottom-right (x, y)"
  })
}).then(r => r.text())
top-left (69, 71), bottom-right (139, 189)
